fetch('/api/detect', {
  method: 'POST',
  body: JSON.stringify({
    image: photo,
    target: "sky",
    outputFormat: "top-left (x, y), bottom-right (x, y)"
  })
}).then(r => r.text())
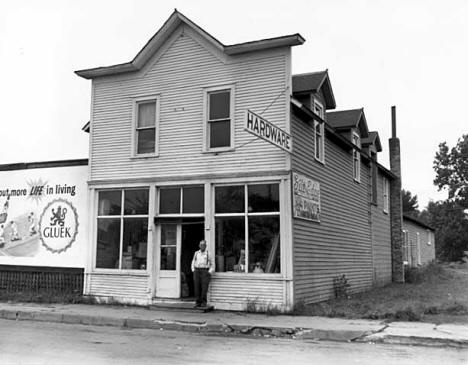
top-left (0, 0), bottom-right (466, 209)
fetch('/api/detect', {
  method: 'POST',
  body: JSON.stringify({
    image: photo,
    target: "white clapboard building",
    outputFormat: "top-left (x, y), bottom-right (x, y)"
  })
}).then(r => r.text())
top-left (74, 10), bottom-right (404, 310)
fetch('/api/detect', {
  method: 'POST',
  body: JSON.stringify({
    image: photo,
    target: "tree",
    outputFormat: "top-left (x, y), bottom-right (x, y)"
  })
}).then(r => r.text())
top-left (420, 201), bottom-right (468, 262)
top-left (401, 189), bottom-right (419, 217)
top-left (434, 134), bottom-right (468, 208)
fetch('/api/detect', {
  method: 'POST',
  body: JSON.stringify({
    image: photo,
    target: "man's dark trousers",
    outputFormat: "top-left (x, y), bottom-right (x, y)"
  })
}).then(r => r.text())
top-left (193, 268), bottom-right (211, 306)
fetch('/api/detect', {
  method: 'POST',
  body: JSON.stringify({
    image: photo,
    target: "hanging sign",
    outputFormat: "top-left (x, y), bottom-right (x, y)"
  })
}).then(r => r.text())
top-left (292, 172), bottom-right (321, 222)
top-left (245, 110), bottom-right (293, 153)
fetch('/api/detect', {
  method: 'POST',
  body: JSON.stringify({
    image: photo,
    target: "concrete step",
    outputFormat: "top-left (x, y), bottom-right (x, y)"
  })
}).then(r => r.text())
top-left (149, 301), bottom-right (214, 313)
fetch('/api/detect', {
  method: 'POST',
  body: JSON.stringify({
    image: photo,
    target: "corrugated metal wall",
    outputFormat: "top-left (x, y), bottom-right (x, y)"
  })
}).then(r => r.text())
top-left (88, 273), bottom-right (150, 302)
top-left (291, 113), bottom-right (373, 304)
top-left (90, 25), bottom-right (289, 181)
top-left (209, 276), bottom-right (285, 311)
top-left (371, 173), bottom-right (392, 285)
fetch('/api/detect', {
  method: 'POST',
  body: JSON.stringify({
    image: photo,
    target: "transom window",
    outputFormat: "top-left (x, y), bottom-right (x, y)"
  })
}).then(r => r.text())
top-left (96, 189), bottom-right (149, 270)
top-left (205, 87), bottom-right (233, 150)
top-left (214, 183), bottom-right (280, 274)
top-left (134, 98), bottom-right (158, 155)
top-left (158, 186), bottom-right (204, 215)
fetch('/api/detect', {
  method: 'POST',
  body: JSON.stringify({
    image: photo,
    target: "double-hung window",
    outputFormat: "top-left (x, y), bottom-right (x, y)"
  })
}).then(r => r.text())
top-left (205, 86), bottom-right (233, 151)
top-left (96, 189), bottom-right (149, 270)
top-left (383, 177), bottom-right (389, 213)
top-left (352, 132), bottom-right (361, 182)
top-left (134, 97), bottom-right (159, 156)
top-left (313, 100), bottom-right (325, 163)
top-left (214, 183), bottom-right (280, 274)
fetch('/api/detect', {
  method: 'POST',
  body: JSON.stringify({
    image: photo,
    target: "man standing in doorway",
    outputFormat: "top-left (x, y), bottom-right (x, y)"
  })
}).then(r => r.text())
top-left (191, 240), bottom-right (214, 308)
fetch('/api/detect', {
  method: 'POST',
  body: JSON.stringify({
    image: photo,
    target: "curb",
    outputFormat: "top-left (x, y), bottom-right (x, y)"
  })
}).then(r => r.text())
top-left (0, 308), bottom-right (375, 342)
top-left (357, 334), bottom-right (468, 348)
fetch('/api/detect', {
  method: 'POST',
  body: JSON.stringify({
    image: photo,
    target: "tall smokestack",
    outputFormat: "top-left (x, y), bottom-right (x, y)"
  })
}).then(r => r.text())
top-left (389, 106), bottom-right (404, 283)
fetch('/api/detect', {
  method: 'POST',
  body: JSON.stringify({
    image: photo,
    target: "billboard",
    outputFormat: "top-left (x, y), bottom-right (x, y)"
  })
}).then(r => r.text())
top-left (292, 172), bottom-right (321, 222)
top-left (0, 164), bottom-right (88, 268)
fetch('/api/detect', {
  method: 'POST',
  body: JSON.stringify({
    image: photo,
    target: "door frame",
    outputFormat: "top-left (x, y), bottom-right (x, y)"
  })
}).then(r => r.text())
top-left (155, 223), bottom-right (181, 298)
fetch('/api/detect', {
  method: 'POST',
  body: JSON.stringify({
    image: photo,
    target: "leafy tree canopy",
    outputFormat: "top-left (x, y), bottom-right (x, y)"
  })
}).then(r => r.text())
top-left (434, 134), bottom-right (468, 208)
top-left (402, 189), bottom-right (419, 217)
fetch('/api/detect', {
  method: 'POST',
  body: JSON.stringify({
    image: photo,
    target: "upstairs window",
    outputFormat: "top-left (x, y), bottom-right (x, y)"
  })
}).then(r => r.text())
top-left (313, 100), bottom-right (325, 163)
top-left (371, 153), bottom-right (378, 204)
top-left (383, 177), bottom-right (389, 213)
top-left (205, 87), bottom-right (233, 150)
top-left (134, 97), bottom-right (159, 156)
top-left (352, 132), bottom-right (361, 182)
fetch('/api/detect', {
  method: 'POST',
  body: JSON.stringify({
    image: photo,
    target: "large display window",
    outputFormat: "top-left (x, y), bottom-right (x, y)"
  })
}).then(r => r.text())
top-left (214, 183), bottom-right (280, 274)
top-left (96, 188), bottom-right (149, 270)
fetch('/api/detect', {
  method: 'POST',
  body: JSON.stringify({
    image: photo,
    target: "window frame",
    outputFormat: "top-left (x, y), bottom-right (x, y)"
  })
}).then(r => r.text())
top-left (313, 100), bottom-right (325, 164)
top-left (213, 182), bottom-right (281, 275)
top-left (95, 188), bottom-right (150, 272)
top-left (383, 177), bottom-right (389, 213)
top-left (132, 95), bottom-right (160, 158)
top-left (352, 132), bottom-right (361, 182)
top-left (203, 85), bottom-right (235, 153)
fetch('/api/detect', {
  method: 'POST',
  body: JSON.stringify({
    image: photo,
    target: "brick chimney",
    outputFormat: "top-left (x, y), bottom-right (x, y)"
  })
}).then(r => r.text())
top-left (389, 106), bottom-right (404, 283)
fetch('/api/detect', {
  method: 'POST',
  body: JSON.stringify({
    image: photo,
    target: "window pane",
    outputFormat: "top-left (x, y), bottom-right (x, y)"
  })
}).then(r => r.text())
top-left (248, 184), bottom-right (279, 213)
top-left (161, 224), bottom-right (177, 270)
top-left (124, 189), bottom-right (149, 215)
top-left (248, 216), bottom-right (280, 273)
top-left (160, 188), bottom-right (181, 214)
top-left (183, 186), bottom-right (204, 214)
top-left (209, 120), bottom-right (230, 148)
top-left (209, 91), bottom-right (230, 120)
top-left (122, 218), bottom-right (147, 270)
top-left (137, 128), bottom-right (155, 154)
top-left (138, 101), bottom-right (156, 128)
top-left (98, 191), bottom-right (121, 216)
top-left (215, 186), bottom-right (244, 213)
top-left (215, 217), bottom-right (245, 272)
top-left (96, 218), bottom-right (121, 269)
top-left (161, 247), bottom-right (176, 270)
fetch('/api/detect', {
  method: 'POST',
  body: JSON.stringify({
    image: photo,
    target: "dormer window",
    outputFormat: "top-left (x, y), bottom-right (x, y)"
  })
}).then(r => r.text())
top-left (352, 132), bottom-right (360, 182)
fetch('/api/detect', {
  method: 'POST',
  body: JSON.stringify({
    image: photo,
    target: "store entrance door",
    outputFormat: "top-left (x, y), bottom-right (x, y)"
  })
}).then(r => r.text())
top-left (155, 223), bottom-right (180, 298)
top-left (180, 223), bottom-right (205, 298)
top-left (155, 221), bottom-right (205, 299)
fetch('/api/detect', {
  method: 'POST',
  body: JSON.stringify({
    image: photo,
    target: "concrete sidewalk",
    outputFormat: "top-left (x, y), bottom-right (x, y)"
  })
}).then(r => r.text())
top-left (1, 302), bottom-right (467, 347)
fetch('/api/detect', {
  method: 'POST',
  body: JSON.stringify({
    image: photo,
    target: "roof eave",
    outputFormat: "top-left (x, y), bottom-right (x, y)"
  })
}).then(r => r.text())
top-left (75, 62), bottom-right (137, 80)
top-left (225, 34), bottom-right (305, 55)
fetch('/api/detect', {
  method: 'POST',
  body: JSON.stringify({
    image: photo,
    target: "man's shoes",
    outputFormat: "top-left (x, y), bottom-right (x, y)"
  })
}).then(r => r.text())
top-left (194, 303), bottom-right (201, 308)
top-left (200, 303), bottom-right (207, 308)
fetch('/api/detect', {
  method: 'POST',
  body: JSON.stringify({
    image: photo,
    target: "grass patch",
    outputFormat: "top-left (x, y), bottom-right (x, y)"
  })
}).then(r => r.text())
top-left (293, 262), bottom-right (468, 322)
top-left (0, 290), bottom-right (96, 304)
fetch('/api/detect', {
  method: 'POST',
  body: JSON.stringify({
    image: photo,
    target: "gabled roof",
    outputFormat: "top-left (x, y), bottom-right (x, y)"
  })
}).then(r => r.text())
top-left (362, 131), bottom-right (382, 152)
top-left (292, 70), bottom-right (336, 110)
top-left (403, 214), bottom-right (435, 231)
top-left (75, 10), bottom-right (305, 79)
top-left (326, 108), bottom-right (369, 138)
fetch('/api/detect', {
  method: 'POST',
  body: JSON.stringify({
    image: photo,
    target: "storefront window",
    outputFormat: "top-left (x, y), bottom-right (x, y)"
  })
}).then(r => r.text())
top-left (96, 188), bottom-right (149, 270)
top-left (215, 183), bottom-right (280, 274)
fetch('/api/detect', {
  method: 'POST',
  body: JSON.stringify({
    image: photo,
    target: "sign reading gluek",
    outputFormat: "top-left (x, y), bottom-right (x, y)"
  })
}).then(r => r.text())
top-left (0, 164), bottom-right (87, 268)
top-left (292, 172), bottom-right (321, 222)
top-left (245, 110), bottom-right (293, 153)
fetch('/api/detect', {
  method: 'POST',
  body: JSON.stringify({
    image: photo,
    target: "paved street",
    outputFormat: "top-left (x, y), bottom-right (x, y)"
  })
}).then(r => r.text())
top-left (1, 319), bottom-right (468, 365)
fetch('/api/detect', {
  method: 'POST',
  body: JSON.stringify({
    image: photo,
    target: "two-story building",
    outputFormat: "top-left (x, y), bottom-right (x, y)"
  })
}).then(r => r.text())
top-left (76, 10), bottom-right (400, 311)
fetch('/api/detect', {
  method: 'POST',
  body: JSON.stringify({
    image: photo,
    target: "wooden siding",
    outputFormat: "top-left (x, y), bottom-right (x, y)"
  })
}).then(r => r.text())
top-left (371, 172), bottom-right (392, 286)
top-left (403, 220), bottom-right (435, 267)
top-left (209, 276), bottom-right (285, 311)
top-left (90, 25), bottom-right (289, 182)
top-left (87, 273), bottom-right (150, 301)
top-left (291, 113), bottom-right (373, 304)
